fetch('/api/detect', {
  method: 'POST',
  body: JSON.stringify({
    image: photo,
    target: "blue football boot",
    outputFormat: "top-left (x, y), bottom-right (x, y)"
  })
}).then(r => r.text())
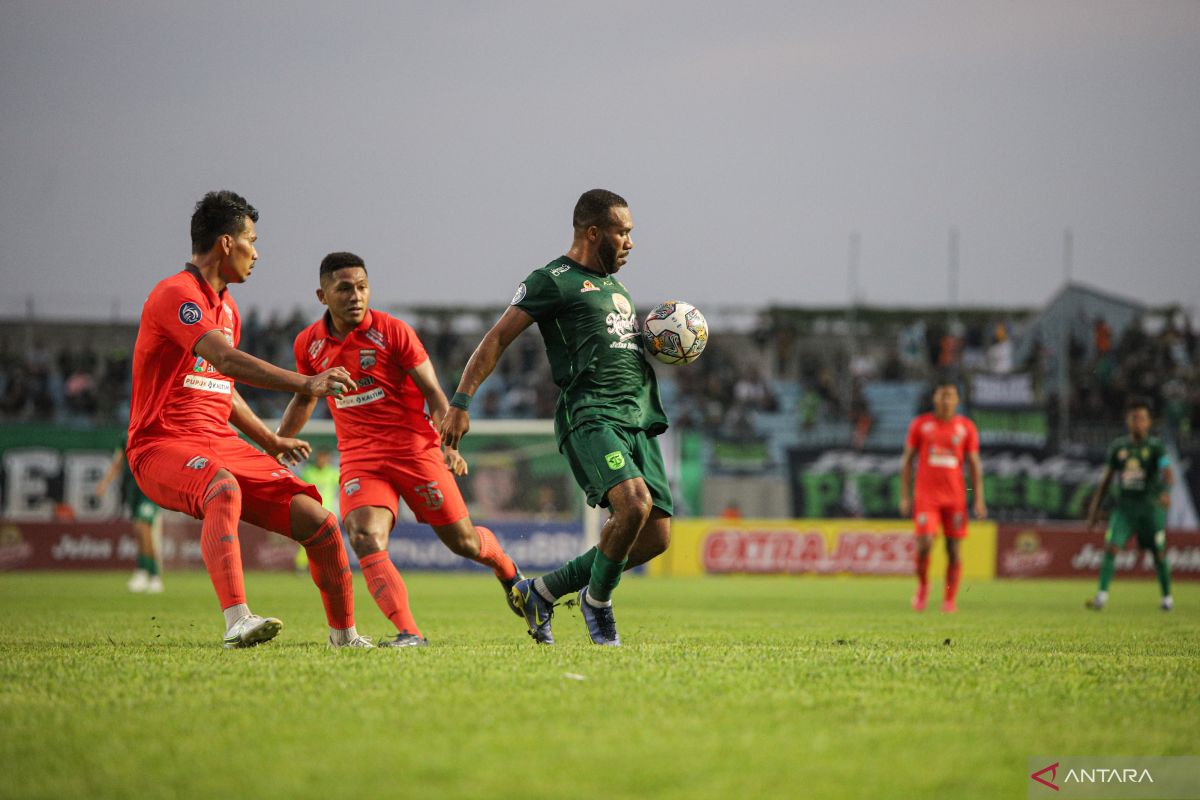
top-left (510, 578), bottom-right (555, 645)
top-left (578, 587), bottom-right (621, 647)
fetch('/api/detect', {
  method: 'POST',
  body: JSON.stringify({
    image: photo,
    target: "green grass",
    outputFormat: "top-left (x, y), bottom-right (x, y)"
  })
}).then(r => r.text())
top-left (0, 572), bottom-right (1196, 799)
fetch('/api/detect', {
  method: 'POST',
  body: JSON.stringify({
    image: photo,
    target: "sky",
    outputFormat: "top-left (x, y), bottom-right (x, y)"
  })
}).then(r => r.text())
top-left (1, 1), bottom-right (1198, 321)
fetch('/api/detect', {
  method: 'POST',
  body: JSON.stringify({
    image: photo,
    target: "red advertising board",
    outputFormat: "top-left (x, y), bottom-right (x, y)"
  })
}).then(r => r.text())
top-left (0, 518), bottom-right (299, 572)
top-left (996, 524), bottom-right (1200, 581)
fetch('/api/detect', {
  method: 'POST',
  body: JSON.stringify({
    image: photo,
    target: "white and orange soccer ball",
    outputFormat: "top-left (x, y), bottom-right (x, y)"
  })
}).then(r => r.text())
top-left (642, 300), bottom-right (709, 365)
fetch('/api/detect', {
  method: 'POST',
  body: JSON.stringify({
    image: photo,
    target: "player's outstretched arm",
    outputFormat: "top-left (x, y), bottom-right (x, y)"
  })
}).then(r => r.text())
top-left (408, 358), bottom-right (451, 430)
top-left (195, 330), bottom-right (356, 397)
top-left (230, 390), bottom-right (311, 466)
top-left (1086, 467), bottom-right (1115, 530)
top-left (439, 306), bottom-right (535, 450)
top-left (276, 393), bottom-right (319, 440)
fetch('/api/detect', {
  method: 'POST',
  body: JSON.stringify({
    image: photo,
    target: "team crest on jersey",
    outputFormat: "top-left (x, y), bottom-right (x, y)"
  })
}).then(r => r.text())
top-left (308, 338), bottom-right (326, 359)
top-left (178, 302), bottom-right (203, 325)
top-left (364, 328), bottom-right (386, 349)
top-left (580, 280), bottom-right (600, 293)
top-left (359, 349), bottom-right (376, 370)
top-left (343, 478), bottom-right (361, 496)
top-left (612, 294), bottom-right (632, 317)
top-left (185, 455), bottom-right (209, 470)
top-left (512, 283), bottom-right (527, 305)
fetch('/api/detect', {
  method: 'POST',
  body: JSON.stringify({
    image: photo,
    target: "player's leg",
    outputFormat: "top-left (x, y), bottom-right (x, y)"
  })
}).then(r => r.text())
top-left (220, 439), bottom-right (361, 647)
top-left (343, 499), bottom-right (424, 647)
top-left (131, 445), bottom-right (278, 647)
top-left (1143, 508), bottom-right (1172, 610)
top-left (136, 497), bottom-right (163, 593)
top-left (911, 508), bottom-right (937, 611)
top-left (941, 508), bottom-right (967, 612)
top-left (286, 494), bottom-right (368, 647)
top-left (403, 447), bottom-right (522, 612)
top-left (1089, 510), bottom-right (1131, 609)
top-left (626, 508), bottom-right (671, 568)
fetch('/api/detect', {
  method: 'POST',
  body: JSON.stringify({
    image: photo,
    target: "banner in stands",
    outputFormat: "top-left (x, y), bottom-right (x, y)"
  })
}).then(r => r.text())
top-left (790, 447), bottom-right (1109, 522)
top-left (994, 524), bottom-right (1200, 581)
top-left (0, 517), bottom-right (582, 573)
top-left (647, 518), bottom-right (997, 579)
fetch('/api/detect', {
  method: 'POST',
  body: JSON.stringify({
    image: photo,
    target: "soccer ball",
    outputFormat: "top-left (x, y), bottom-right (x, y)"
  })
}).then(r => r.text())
top-left (642, 301), bottom-right (709, 365)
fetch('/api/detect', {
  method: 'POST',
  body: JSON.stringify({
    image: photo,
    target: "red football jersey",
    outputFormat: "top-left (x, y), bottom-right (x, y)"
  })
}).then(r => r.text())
top-left (128, 266), bottom-right (240, 462)
top-left (905, 413), bottom-right (979, 508)
top-left (293, 309), bottom-right (438, 466)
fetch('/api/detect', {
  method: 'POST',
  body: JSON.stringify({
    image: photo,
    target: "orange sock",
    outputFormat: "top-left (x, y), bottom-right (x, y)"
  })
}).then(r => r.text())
top-left (298, 515), bottom-right (355, 629)
top-left (359, 550), bottom-right (421, 636)
top-left (200, 478), bottom-right (245, 610)
top-left (916, 549), bottom-right (930, 590)
top-left (473, 526), bottom-right (517, 580)
top-left (946, 561), bottom-right (962, 603)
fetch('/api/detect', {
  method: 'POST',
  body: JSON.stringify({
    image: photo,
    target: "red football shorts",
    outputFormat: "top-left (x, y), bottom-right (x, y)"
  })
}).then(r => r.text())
top-left (130, 435), bottom-right (320, 535)
top-left (913, 504), bottom-right (969, 539)
top-left (339, 446), bottom-right (468, 526)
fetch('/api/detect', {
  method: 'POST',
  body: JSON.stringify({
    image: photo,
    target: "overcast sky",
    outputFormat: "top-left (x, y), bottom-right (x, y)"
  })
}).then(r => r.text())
top-left (2, 1), bottom-right (1198, 321)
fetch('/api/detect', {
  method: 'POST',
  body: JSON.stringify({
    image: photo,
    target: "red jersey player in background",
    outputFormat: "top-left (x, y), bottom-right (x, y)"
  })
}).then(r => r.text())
top-left (278, 252), bottom-right (521, 647)
top-left (898, 380), bottom-right (987, 613)
top-left (128, 191), bottom-right (371, 649)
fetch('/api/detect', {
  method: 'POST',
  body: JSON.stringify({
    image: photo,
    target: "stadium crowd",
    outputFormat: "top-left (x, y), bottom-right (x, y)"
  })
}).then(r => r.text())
top-left (1, 304), bottom-right (1196, 449)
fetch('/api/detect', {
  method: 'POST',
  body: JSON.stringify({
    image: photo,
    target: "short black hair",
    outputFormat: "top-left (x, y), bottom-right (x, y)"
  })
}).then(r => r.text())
top-left (573, 189), bottom-right (628, 232)
top-left (191, 190), bottom-right (258, 254)
top-left (320, 251), bottom-right (367, 282)
top-left (1125, 396), bottom-right (1153, 415)
top-left (932, 375), bottom-right (960, 392)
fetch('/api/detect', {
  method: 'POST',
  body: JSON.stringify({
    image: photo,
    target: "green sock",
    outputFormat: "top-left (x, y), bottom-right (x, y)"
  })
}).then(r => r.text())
top-left (541, 547), bottom-right (598, 599)
top-left (587, 549), bottom-right (627, 604)
top-left (1099, 551), bottom-right (1116, 592)
top-left (1155, 553), bottom-right (1172, 597)
top-left (137, 553), bottom-right (153, 574)
top-left (146, 557), bottom-right (160, 577)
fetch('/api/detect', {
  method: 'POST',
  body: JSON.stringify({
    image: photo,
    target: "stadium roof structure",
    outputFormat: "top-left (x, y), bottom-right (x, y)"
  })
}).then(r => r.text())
top-left (1013, 281), bottom-right (1145, 392)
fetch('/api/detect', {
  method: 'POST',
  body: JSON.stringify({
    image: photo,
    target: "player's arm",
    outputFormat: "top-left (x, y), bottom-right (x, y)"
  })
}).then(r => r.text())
top-left (898, 446), bottom-right (917, 517)
top-left (1086, 467), bottom-right (1115, 531)
top-left (94, 448), bottom-right (124, 497)
top-left (967, 451), bottom-right (987, 519)
top-left (195, 331), bottom-right (355, 397)
top-left (276, 394), bottom-right (319, 441)
top-left (1160, 463), bottom-right (1174, 509)
top-left (408, 357), bottom-right (451, 430)
top-left (439, 306), bottom-right (535, 449)
top-left (229, 389), bottom-right (311, 466)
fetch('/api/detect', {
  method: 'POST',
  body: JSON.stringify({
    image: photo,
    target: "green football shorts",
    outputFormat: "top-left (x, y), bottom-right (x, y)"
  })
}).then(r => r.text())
top-left (561, 423), bottom-right (673, 516)
top-left (1105, 503), bottom-right (1166, 551)
top-left (127, 481), bottom-right (161, 526)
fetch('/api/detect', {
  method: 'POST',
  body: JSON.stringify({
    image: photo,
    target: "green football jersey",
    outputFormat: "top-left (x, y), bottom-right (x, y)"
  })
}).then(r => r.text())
top-left (512, 256), bottom-right (668, 444)
top-left (1106, 435), bottom-right (1170, 505)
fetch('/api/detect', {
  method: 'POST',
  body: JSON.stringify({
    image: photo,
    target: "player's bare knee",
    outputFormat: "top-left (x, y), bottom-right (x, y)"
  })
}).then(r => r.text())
top-left (347, 527), bottom-right (386, 558)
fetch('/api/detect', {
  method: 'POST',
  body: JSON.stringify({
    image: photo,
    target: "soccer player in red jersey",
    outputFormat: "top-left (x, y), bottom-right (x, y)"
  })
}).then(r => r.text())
top-left (128, 191), bottom-right (371, 649)
top-left (898, 380), bottom-right (987, 613)
top-left (278, 252), bottom-right (522, 647)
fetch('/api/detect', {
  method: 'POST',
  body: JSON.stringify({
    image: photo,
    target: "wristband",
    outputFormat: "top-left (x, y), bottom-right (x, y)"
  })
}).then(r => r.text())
top-left (450, 392), bottom-right (473, 411)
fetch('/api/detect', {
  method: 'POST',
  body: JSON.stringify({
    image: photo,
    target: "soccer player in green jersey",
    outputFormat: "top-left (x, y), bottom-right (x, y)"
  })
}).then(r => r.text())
top-left (96, 436), bottom-right (163, 593)
top-left (440, 189), bottom-right (671, 646)
top-left (1085, 397), bottom-right (1174, 611)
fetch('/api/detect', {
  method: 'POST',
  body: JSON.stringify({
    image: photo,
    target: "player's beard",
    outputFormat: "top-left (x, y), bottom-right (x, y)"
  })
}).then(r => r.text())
top-left (597, 237), bottom-right (620, 274)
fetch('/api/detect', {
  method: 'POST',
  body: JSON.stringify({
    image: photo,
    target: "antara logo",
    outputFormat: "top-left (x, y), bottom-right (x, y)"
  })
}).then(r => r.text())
top-left (1030, 762), bottom-right (1059, 791)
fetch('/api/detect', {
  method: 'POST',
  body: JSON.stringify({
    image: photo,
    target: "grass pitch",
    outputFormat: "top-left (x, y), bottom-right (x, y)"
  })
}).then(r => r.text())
top-left (0, 572), bottom-right (1195, 799)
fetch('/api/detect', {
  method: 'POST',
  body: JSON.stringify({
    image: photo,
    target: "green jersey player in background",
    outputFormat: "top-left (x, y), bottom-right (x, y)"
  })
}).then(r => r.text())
top-left (1085, 397), bottom-right (1174, 611)
top-left (440, 189), bottom-right (671, 646)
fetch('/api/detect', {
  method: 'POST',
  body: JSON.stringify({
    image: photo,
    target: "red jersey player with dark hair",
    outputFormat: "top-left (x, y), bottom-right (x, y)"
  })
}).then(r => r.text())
top-left (278, 252), bottom-right (521, 647)
top-left (128, 190), bottom-right (371, 649)
top-left (898, 380), bottom-right (987, 613)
